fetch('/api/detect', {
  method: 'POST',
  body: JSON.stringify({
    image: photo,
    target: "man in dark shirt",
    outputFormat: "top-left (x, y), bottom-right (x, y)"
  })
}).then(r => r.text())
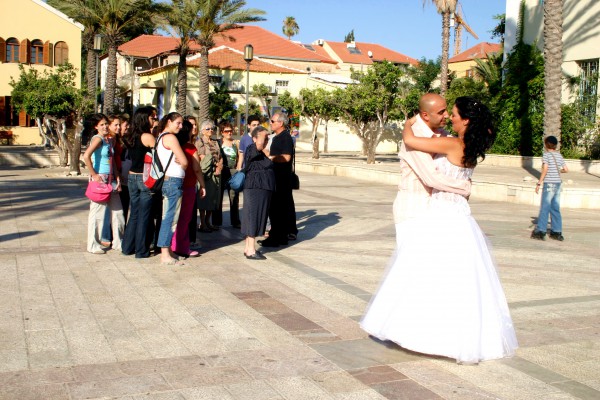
top-left (258, 112), bottom-right (297, 247)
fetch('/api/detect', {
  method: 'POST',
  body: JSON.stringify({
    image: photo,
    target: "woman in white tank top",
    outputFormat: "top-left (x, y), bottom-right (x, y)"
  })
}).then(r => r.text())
top-left (155, 112), bottom-right (188, 265)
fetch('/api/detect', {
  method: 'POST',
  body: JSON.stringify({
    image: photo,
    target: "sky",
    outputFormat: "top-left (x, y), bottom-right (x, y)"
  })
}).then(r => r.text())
top-left (242, 0), bottom-right (506, 60)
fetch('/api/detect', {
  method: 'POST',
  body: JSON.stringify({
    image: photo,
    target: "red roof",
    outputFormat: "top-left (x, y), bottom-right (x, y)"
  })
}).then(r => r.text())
top-left (138, 46), bottom-right (306, 76)
top-left (119, 27), bottom-right (337, 65)
top-left (322, 41), bottom-right (419, 66)
top-left (213, 25), bottom-right (336, 64)
top-left (118, 34), bottom-right (202, 58)
top-left (192, 46), bottom-right (306, 74)
top-left (449, 42), bottom-right (502, 63)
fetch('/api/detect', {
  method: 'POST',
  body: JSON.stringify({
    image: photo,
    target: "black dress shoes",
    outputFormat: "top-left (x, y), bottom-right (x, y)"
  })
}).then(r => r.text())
top-left (257, 238), bottom-right (280, 247)
top-left (245, 252), bottom-right (266, 260)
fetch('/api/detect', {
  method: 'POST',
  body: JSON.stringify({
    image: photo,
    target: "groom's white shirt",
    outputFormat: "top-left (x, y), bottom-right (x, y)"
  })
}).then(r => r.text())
top-left (393, 115), bottom-right (471, 224)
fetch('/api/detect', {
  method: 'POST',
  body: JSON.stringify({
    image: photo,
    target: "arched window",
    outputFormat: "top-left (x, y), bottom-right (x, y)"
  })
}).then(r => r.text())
top-left (30, 39), bottom-right (43, 64)
top-left (6, 38), bottom-right (20, 63)
top-left (54, 41), bottom-right (68, 65)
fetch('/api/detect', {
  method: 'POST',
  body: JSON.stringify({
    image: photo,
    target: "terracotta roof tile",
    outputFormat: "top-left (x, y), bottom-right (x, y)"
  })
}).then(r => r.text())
top-left (138, 46), bottom-right (306, 76)
top-left (449, 42), bottom-right (502, 63)
top-left (322, 41), bottom-right (419, 66)
top-left (213, 25), bottom-right (337, 64)
top-left (118, 34), bottom-right (202, 58)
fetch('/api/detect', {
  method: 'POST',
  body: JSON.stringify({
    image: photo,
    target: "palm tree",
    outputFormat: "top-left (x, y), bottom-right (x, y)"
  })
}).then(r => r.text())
top-left (543, 0), bottom-right (563, 143)
top-left (47, 0), bottom-right (99, 106)
top-left (49, 0), bottom-right (162, 114)
top-left (194, 0), bottom-right (265, 123)
top-left (162, 0), bottom-right (203, 115)
top-left (423, 0), bottom-right (457, 95)
top-left (282, 16), bottom-right (299, 40)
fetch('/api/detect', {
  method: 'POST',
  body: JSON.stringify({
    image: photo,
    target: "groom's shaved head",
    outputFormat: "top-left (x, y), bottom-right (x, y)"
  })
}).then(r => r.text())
top-left (419, 93), bottom-right (449, 129)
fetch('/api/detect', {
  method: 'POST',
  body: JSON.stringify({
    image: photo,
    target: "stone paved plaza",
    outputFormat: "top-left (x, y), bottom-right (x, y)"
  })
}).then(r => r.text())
top-left (0, 165), bottom-right (599, 400)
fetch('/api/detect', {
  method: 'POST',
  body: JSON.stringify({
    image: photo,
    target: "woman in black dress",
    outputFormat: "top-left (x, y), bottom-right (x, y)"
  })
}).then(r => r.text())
top-left (242, 126), bottom-right (275, 260)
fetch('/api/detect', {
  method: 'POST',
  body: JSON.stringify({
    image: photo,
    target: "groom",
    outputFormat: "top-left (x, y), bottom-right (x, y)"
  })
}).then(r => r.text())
top-left (393, 93), bottom-right (471, 227)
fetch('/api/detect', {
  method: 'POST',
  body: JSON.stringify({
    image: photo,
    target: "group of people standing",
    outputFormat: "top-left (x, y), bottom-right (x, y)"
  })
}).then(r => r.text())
top-left (83, 107), bottom-right (298, 264)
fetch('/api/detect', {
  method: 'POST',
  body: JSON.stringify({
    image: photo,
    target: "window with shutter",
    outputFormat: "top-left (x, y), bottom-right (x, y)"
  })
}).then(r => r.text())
top-left (0, 38), bottom-right (5, 64)
top-left (31, 39), bottom-right (44, 64)
top-left (43, 41), bottom-right (53, 66)
top-left (19, 110), bottom-right (28, 127)
top-left (54, 41), bottom-right (68, 65)
top-left (6, 38), bottom-right (19, 63)
top-left (0, 97), bottom-right (6, 126)
top-left (19, 39), bottom-right (30, 63)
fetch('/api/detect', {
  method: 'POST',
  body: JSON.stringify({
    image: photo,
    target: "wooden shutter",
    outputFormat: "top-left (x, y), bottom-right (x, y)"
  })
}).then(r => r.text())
top-left (43, 41), bottom-right (53, 66)
top-left (0, 97), bottom-right (6, 126)
top-left (19, 110), bottom-right (28, 127)
top-left (0, 38), bottom-right (5, 63)
top-left (19, 39), bottom-right (30, 64)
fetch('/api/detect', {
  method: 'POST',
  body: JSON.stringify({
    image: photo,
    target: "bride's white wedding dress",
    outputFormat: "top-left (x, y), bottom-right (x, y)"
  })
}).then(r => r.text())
top-left (361, 156), bottom-right (518, 363)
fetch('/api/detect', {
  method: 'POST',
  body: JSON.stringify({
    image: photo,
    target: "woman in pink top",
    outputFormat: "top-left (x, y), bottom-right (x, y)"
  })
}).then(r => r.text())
top-left (171, 120), bottom-right (206, 258)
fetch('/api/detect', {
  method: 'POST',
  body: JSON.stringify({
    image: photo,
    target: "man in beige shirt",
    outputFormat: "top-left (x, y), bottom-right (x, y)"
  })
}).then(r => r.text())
top-left (393, 93), bottom-right (471, 230)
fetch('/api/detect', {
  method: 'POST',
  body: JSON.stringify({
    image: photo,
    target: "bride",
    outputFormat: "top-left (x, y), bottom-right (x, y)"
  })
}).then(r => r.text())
top-left (361, 97), bottom-right (518, 364)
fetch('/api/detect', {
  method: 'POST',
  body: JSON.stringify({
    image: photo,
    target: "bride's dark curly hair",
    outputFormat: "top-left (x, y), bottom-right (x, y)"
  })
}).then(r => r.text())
top-left (455, 97), bottom-right (496, 168)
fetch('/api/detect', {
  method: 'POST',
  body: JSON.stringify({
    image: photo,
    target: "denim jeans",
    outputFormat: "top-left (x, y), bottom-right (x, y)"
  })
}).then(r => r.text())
top-left (157, 177), bottom-right (183, 248)
top-left (536, 182), bottom-right (562, 233)
top-left (122, 173), bottom-right (154, 258)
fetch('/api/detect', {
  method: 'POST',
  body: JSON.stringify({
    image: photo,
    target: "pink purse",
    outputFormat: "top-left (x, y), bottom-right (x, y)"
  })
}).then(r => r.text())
top-left (85, 181), bottom-right (112, 203)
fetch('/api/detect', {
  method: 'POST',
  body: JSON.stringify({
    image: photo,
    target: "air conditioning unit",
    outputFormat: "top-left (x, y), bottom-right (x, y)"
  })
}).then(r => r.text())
top-left (317, 39), bottom-right (324, 46)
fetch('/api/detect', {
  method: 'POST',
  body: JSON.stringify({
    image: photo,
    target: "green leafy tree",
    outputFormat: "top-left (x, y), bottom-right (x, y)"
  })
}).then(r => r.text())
top-left (490, 13), bottom-right (506, 43)
top-left (194, 1), bottom-right (265, 123)
top-left (10, 64), bottom-right (90, 174)
top-left (344, 29), bottom-right (355, 43)
top-left (161, 0), bottom-right (205, 115)
top-left (237, 100), bottom-right (261, 120)
top-left (208, 82), bottom-right (236, 123)
top-left (282, 16), bottom-right (299, 40)
top-left (49, 0), bottom-right (164, 114)
top-left (252, 83), bottom-right (275, 118)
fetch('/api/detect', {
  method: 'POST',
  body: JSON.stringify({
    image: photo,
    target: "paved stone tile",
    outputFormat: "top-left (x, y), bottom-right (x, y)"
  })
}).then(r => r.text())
top-left (0, 383), bottom-right (70, 400)
top-left (349, 365), bottom-right (408, 386)
top-left (310, 339), bottom-right (420, 370)
top-left (68, 373), bottom-right (172, 400)
top-left (265, 312), bottom-right (324, 332)
top-left (242, 297), bottom-right (295, 315)
top-left (0, 367), bottom-right (74, 387)
top-left (371, 380), bottom-right (443, 400)
top-left (267, 376), bottom-right (334, 399)
top-left (162, 366), bottom-right (252, 389)
top-left (178, 385), bottom-right (235, 399)
top-left (292, 328), bottom-right (341, 344)
top-left (310, 370), bottom-right (371, 394)
top-left (224, 380), bottom-right (281, 399)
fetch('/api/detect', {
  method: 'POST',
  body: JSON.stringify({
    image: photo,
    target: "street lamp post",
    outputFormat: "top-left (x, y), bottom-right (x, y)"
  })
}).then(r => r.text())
top-left (93, 34), bottom-right (103, 112)
top-left (243, 44), bottom-right (253, 133)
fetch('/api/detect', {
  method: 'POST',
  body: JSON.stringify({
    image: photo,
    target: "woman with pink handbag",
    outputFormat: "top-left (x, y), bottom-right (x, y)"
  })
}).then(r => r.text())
top-left (83, 114), bottom-right (125, 254)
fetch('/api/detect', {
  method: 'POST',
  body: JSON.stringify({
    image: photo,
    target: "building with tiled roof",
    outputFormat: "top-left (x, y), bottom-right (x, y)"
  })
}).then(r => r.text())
top-left (313, 40), bottom-right (419, 77)
top-left (448, 42), bottom-right (501, 78)
top-left (1, 0), bottom-right (83, 144)
top-left (132, 45), bottom-right (310, 118)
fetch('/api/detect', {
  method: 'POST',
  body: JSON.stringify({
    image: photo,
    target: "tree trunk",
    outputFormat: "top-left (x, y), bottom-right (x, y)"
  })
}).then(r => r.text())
top-left (177, 49), bottom-right (188, 115)
top-left (440, 10), bottom-right (452, 96)
top-left (69, 115), bottom-right (83, 175)
top-left (543, 0), bottom-right (563, 143)
top-left (45, 116), bottom-right (69, 167)
top-left (83, 32), bottom-right (96, 107)
top-left (365, 138), bottom-right (376, 164)
top-left (198, 47), bottom-right (210, 123)
top-left (311, 117), bottom-right (320, 159)
top-left (323, 120), bottom-right (329, 153)
top-left (104, 42), bottom-right (118, 114)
